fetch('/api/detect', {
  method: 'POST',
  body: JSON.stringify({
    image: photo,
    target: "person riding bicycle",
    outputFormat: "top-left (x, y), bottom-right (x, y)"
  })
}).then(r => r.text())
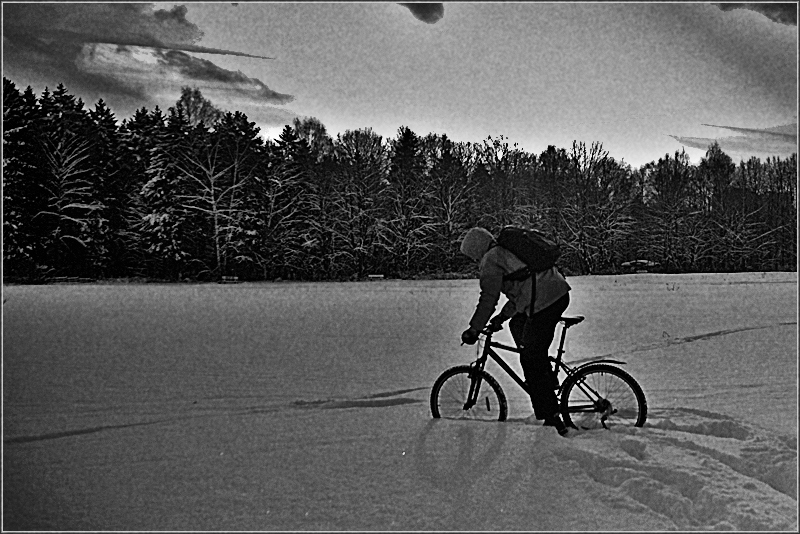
top-left (460, 227), bottom-right (572, 436)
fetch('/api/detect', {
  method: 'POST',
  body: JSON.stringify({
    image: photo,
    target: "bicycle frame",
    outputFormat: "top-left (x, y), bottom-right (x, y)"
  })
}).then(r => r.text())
top-left (465, 319), bottom-right (627, 414)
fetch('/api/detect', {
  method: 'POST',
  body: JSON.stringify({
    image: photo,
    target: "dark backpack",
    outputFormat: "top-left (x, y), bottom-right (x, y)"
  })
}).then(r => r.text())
top-left (496, 226), bottom-right (561, 282)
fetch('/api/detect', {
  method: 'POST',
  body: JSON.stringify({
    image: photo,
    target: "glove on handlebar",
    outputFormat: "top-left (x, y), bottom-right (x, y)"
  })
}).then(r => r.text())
top-left (488, 314), bottom-right (507, 332)
top-left (461, 328), bottom-right (479, 345)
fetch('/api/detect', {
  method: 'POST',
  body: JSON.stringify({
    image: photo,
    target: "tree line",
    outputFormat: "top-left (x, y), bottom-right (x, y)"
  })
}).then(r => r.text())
top-left (3, 78), bottom-right (797, 283)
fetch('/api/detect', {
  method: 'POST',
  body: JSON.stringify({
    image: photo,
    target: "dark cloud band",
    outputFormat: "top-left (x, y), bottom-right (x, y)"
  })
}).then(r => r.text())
top-left (3, 4), bottom-right (274, 59)
top-left (399, 3), bottom-right (444, 24)
top-left (712, 3), bottom-right (797, 26)
top-left (2, 3), bottom-right (291, 122)
top-left (700, 123), bottom-right (797, 141)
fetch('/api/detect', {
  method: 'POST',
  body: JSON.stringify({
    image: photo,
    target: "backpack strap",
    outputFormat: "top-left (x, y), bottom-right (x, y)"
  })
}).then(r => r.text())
top-left (502, 266), bottom-right (531, 282)
top-left (501, 266), bottom-right (537, 315)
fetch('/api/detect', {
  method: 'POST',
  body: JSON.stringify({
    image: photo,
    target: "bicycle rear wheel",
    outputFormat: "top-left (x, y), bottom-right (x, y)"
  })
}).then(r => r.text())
top-left (560, 363), bottom-right (647, 429)
top-left (430, 365), bottom-right (507, 421)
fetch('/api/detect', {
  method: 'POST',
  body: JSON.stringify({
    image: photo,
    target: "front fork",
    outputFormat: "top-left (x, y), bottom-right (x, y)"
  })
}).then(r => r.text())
top-left (464, 354), bottom-right (488, 411)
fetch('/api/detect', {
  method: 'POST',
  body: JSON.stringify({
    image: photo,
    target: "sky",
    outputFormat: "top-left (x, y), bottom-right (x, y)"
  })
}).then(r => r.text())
top-left (2, 2), bottom-right (797, 168)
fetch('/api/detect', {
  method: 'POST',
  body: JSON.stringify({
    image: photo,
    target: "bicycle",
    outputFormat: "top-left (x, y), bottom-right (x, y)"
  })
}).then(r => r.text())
top-left (430, 316), bottom-right (647, 429)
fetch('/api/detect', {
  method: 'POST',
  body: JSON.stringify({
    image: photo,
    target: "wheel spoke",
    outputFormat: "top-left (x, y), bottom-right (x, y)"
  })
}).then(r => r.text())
top-left (562, 364), bottom-right (646, 429)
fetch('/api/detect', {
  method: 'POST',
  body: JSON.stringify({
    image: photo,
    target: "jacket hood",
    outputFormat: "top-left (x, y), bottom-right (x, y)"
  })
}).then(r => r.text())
top-left (460, 227), bottom-right (495, 261)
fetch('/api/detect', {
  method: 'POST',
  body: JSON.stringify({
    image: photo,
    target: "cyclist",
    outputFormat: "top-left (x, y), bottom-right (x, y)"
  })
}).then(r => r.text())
top-left (459, 227), bottom-right (572, 436)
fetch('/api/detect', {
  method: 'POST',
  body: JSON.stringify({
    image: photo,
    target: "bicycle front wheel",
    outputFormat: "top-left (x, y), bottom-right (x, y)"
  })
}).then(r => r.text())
top-left (561, 363), bottom-right (647, 429)
top-left (430, 365), bottom-right (507, 421)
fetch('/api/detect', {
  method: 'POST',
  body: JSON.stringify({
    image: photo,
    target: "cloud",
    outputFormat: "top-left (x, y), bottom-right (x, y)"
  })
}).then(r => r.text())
top-left (2, 3), bottom-right (291, 121)
top-left (700, 123), bottom-right (797, 141)
top-left (399, 3), bottom-right (444, 24)
top-left (78, 44), bottom-right (293, 105)
top-left (2, 3), bottom-right (271, 58)
top-left (712, 3), bottom-right (797, 26)
top-left (669, 123), bottom-right (798, 158)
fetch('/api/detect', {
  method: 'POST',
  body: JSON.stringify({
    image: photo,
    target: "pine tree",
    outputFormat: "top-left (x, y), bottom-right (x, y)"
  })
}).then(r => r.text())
top-left (385, 126), bottom-right (435, 275)
top-left (700, 142), bottom-right (747, 271)
top-left (140, 107), bottom-right (194, 279)
top-left (84, 99), bottom-right (124, 276)
top-left (118, 106), bottom-right (169, 276)
top-left (699, 141), bottom-right (736, 216)
top-left (33, 84), bottom-right (106, 277)
top-left (423, 134), bottom-right (476, 273)
top-left (260, 125), bottom-right (316, 279)
top-left (2, 78), bottom-right (46, 279)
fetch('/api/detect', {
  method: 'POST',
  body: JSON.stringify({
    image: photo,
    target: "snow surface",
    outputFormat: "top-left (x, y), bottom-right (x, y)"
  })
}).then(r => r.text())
top-left (2, 272), bottom-right (797, 531)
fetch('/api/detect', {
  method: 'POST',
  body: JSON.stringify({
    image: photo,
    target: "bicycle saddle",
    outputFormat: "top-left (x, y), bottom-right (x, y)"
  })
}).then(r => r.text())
top-left (561, 315), bottom-right (585, 327)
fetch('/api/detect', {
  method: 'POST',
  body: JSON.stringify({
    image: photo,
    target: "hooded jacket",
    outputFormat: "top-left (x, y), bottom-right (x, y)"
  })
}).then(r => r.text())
top-left (462, 228), bottom-right (571, 331)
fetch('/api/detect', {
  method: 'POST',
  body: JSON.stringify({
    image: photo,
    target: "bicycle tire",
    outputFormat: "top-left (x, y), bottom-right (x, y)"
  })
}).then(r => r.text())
top-left (560, 363), bottom-right (647, 429)
top-left (430, 365), bottom-right (507, 421)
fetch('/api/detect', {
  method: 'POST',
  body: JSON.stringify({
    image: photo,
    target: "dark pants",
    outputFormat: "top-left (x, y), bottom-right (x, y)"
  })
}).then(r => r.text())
top-left (509, 293), bottom-right (570, 419)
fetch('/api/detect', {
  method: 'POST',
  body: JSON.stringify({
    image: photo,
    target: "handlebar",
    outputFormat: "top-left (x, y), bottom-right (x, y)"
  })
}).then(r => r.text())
top-left (460, 324), bottom-right (503, 347)
top-left (481, 323), bottom-right (503, 336)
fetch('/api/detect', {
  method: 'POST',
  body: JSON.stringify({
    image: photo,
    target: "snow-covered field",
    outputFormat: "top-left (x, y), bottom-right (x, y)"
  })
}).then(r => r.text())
top-left (3, 272), bottom-right (797, 531)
